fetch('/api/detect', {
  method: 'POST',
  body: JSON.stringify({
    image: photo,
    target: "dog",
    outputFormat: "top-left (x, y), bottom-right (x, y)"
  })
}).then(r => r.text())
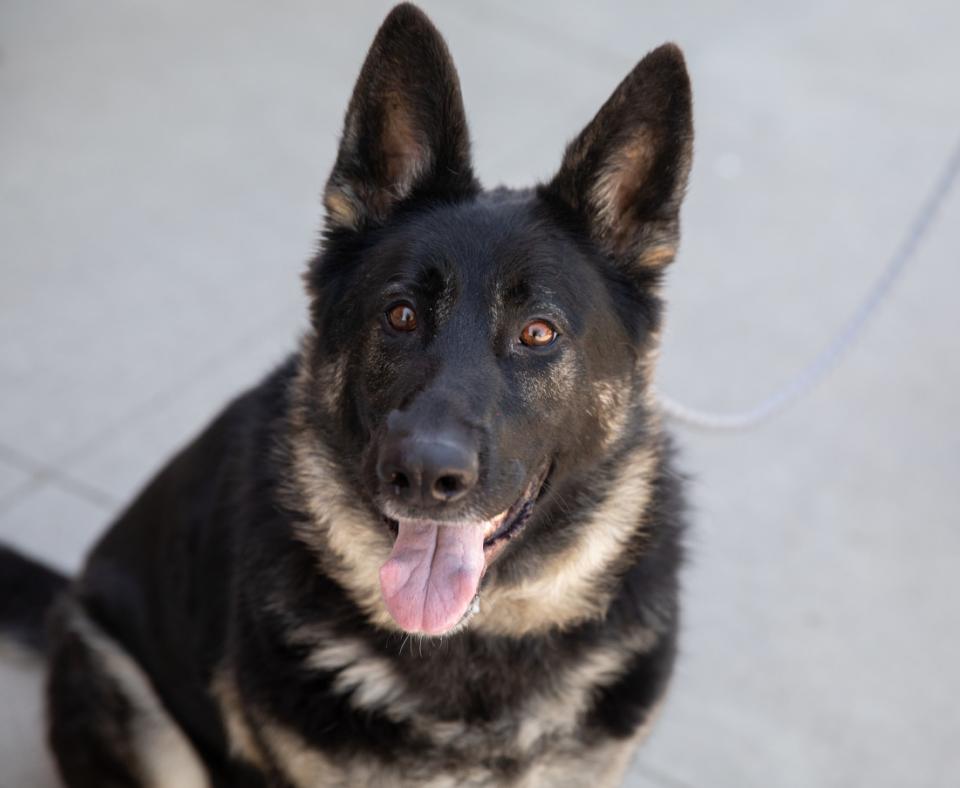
top-left (0, 4), bottom-right (693, 786)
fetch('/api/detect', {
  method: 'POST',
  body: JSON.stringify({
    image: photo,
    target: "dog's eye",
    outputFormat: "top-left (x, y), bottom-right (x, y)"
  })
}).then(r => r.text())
top-left (519, 320), bottom-right (557, 347)
top-left (386, 302), bottom-right (417, 332)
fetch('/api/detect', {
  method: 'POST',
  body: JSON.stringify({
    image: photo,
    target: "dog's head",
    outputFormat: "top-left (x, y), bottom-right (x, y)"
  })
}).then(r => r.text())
top-left (295, 4), bottom-right (692, 636)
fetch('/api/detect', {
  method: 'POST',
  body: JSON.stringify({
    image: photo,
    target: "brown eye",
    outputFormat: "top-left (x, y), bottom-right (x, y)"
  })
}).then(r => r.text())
top-left (386, 302), bottom-right (417, 332)
top-left (519, 320), bottom-right (557, 347)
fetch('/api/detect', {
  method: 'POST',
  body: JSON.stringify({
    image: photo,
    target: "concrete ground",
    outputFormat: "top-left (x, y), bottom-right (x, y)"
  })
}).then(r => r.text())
top-left (2, 1), bottom-right (958, 786)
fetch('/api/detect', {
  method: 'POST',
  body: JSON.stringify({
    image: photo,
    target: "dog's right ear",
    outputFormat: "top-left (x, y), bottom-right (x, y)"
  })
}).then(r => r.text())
top-left (323, 4), bottom-right (477, 232)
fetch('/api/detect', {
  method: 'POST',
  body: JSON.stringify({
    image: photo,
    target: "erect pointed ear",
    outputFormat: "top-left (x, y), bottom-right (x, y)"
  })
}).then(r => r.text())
top-left (542, 44), bottom-right (693, 270)
top-left (323, 4), bottom-right (477, 232)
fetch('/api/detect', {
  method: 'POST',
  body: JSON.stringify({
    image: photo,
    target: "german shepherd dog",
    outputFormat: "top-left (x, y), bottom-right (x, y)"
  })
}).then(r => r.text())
top-left (0, 4), bottom-right (693, 786)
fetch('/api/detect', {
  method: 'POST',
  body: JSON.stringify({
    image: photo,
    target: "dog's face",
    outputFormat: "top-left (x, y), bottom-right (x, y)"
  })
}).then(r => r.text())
top-left (300, 4), bottom-right (692, 636)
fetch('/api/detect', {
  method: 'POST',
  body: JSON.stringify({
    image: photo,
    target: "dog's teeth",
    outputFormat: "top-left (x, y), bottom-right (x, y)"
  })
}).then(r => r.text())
top-left (483, 521), bottom-right (499, 539)
top-left (483, 509), bottom-right (510, 540)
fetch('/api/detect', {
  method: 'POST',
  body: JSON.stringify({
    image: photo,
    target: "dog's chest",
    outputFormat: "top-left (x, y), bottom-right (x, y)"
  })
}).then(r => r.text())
top-left (229, 629), bottom-right (647, 787)
top-left (256, 713), bottom-right (638, 788)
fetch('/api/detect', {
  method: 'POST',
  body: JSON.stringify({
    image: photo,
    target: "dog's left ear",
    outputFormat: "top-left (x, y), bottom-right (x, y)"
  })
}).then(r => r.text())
top-left (323, 4), bottom-right (477, 232)
top-left (542, 44), bottom-right (693, 270)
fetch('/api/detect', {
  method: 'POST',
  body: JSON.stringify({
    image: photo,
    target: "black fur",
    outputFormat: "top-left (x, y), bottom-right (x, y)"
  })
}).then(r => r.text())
top-left (0, 546), bottom-right (68, 653)
top-left (1, 4), bottom-right (695, 786)
top-left (46, 605), bottom-right (146, 788)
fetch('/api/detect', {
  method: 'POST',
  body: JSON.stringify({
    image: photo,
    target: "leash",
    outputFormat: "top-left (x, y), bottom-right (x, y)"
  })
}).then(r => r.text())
top-left (658, 136), bottom-right (960, 431)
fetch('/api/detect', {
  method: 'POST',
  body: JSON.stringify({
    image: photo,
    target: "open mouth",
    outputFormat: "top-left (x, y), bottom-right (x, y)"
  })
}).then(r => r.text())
top-left (383, 463), bottom-right (549, 556)
top-left (479, 464), bottom-right (550, 555)
top-left (378, 463), bottom-right (551, 635)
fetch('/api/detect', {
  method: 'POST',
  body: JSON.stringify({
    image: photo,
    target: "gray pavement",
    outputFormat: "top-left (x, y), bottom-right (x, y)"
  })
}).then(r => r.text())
top-left (1, 2), bottom-right (958, 786)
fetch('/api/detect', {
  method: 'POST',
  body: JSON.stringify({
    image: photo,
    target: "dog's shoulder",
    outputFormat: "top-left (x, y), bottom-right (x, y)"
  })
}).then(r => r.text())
top-left (58, 356), bottom-right (301, 757)
top-left (80, 353), bottom-right (299, 585)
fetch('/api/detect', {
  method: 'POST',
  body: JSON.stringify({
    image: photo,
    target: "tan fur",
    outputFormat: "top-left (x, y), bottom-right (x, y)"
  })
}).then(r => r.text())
top-left (256, 712), bottom-right (484, 788)
top-left (275, 610), bottom-right (661, 779)
top-left (474, 445), bottom-right (658, 636)
top-left (515, 627), bottom-right (658, 751)
top-left (323, 190), bottom-right (359, 231)
top-left (380, 93), bottom-right (430, 193)
top-left (251, 699), bottom-right (653, 788)
top-left (211, 644), bottom-right (664, 788)
top-left (549, 48), bottom-right (692, 272)
top-left (286, 624), bottom-right (419, 720)
top-left (558, 119), bottom-right (685, 269)
top-left (522, 698), bottom-right (664, 788)
top-left (519, 738), bottom-right (635, 788)
top-left (210, 668), bottom-right (267, 770)
top-left (282, 340), bottom-right (400, 632)
top-left (591, 377), bottom-right (632, 449)
top-left (591, 133), bottom-right (656, 240)
top-left (637, 244), bottom-right (676, 268)
top-left (257, 716), bottom-right (338, 787)
top-left (314, 346), bottom-right (349, 414)
top-left (65, 609), bottom-right (209, 788)
top-left (324, 93), bottom-right (432, 231)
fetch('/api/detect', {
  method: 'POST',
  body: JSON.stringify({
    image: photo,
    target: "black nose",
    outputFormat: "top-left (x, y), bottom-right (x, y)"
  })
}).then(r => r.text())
top-left (377, 430), bottom-right (479, 508)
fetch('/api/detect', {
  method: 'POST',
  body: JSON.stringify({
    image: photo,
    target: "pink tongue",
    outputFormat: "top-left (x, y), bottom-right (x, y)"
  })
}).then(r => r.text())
top-left (379, 520), bottom-right (486, 635)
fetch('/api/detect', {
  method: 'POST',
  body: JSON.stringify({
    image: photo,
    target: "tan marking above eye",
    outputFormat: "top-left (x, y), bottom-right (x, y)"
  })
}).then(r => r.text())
top-left (520, 320), bottom-right (557, 347)
top-left (386, 303), bottom-right (417, 332)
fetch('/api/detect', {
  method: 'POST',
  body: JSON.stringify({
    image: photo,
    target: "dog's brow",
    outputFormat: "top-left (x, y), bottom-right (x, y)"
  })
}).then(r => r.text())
top-left (501, 278), bottom-right (530, 305)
